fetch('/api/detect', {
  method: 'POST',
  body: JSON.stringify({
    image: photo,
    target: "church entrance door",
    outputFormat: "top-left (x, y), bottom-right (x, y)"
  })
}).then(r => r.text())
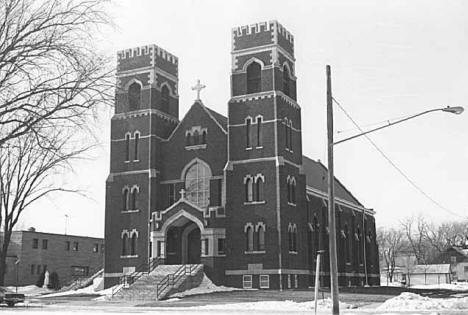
top-left (165, 220), bottom-right (201, 265)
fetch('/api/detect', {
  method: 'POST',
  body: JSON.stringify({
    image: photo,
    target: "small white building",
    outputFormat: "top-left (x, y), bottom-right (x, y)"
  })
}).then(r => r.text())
top-left (404, 264), bottom-right (451, 286)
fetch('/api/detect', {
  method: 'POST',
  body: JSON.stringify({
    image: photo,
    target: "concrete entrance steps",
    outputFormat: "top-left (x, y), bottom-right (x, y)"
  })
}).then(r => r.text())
top-left (113, 264), bottom-right (204, 301)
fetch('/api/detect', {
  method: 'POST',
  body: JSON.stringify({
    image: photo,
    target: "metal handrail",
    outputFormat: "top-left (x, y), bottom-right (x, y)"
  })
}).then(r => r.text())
top-left (111, 257), bottom-right (162, 297)
top-left (156, 264), bottom-right (198, 300)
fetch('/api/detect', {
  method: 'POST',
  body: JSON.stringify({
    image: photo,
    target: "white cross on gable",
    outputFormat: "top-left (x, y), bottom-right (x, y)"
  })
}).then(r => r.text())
top-left (191, 79), bottom-right (206, 101)
top-left (179, 189), bottom-right (186, 199)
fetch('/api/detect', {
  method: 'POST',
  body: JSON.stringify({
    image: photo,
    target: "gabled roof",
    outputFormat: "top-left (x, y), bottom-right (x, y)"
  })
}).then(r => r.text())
top-left (410, 264), bottom-right (451, 274)
top-left (166, 101), bottom-right (227, 141)
top-left (452, 246), bottom-right (468, 257)
top-left (302, 156), bottom-right (363, 207)
top-left (204, 106), bottom-right (227, 132)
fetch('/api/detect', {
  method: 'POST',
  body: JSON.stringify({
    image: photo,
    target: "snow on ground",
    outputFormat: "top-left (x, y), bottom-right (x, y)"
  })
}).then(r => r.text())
top-left (5, 285), bottom-right (51, 297)
top-left (170, 274), bottom-right (245, 298)
top-left (376, 292), bottom-right (468, 311)
top-left (40, 277), bottom-right (120, 298)
top-left (185, 298), bottom-right (353, 311)
top-left (411, 282), bottom-right (468, 291)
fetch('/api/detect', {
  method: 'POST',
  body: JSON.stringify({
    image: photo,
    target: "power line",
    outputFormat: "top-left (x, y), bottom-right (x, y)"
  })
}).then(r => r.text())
top-left (332, 97), bottom-right (464, 219)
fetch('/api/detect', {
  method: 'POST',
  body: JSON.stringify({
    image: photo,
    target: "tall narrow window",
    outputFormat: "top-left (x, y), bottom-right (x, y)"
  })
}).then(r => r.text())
top-left (245, 177), bottom-right (253, 202)
top-left (289, 121), bottom-right (293, 150)
top-left (293, 226), bottom-right (297, 252)
top-left (285, 119), bottom-right (289, 149)
top-left (246, 118), bottom-right (251, 148)
top-left (246, 226), bottom-right (254, 252)
top-left (186, 132), bottom-right (192, 146)
top-left (256, 116), bottom-right (262, 147)
top-left (257, 226), bottom-right (265, 251)
top-left (193, 130), bottom-right (200, 145)
top-left (313, 216), bottom-right (319, 258)
top-left (122, 188), bottom-right (129, 211)
top-left (287, 179), bottom-right (291, 203)
top-left (202, 130), bottom-right (207, 144)
top-left (161, 85), bottom-right (170, 113)
top-left (128, 82), bottom-right (141, 111)
top-left (130, 233), bottom-right (137, 256)
top-left (288, 226), bottom-right (293, 252)
top-left (131, 187), bottom-right (138, 210)
top-left (255, 176), bottom-right (264, 202)
top-left (246, 62), bottom-right (261, 94)
top-left (345, 224), bottom-right (351, 263)
top-left (291, 179), bottom-right (296, 204)
top-left (283, 65), bottom-right (290, 96)
top-left (122, 234), bottom-right (128, 256)
top-left (125, 134), bottom-right (130, 161)
top-left (134, 132), bottom-right (139, 161)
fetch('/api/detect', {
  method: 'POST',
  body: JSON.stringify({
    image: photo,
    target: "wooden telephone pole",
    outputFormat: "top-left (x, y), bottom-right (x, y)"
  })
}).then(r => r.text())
top-left (326, 65), bottom-right (340, 314)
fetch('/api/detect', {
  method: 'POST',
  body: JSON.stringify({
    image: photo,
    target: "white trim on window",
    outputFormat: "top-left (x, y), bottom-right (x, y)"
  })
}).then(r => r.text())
top-left (259, 275), bottom-right (270, 289)
top-left (243, 275), bottom-right (253, 289)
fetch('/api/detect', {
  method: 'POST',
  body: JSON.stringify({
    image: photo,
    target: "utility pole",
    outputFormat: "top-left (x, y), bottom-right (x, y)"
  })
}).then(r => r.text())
top-left (326, 65), bottom-right (340, 315)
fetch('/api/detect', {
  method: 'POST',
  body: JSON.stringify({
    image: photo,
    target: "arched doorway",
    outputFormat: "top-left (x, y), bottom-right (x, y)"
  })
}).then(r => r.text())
top-left (165, 218), bottom-right (201, 265)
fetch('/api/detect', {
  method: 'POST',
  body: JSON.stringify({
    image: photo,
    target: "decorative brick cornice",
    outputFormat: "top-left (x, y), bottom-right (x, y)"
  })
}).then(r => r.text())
top-left (112, 108), bottom-right (179, 124)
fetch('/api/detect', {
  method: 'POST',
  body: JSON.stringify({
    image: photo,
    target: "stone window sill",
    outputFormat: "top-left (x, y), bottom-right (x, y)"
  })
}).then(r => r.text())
top-left (120, 255), bottom-right (138, 259)
top-left (133, 159), bottom-right (140, 163)
top-left (121, 209), bottom-right (140, 214)
top-left (124, 160), bottom-right (130, 163)
top-left (286, 148), bottom-right (294, 153)
top-left (256, 146), bottom-right (263, 149)
top-left (185, 144), bottom-right (207, 150)
top-left (287, 202), bottom-right (296, 207)
top-left (289, 251), bottom-right (298, 255)
top-left (245, 147), bottom-right (252, 151)
top-left (244, 250), bottom-right (266, 254)
top-left (244, 201), bottom-right (266, 205)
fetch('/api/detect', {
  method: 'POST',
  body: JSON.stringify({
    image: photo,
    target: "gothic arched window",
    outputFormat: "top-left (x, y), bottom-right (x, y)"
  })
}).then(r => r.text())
top-left (161, 85), bottom-right (170, 113)
top-left (128, 82), bottom-right (141, 111)
top-left (247, 62), bottom-right (261, 94)
top-left (283, 65), bottom-right (290, 96)
top-left (345, 224), bottom-right (350, 263)
top-left (246, 118), bottom-right (252, 148)
top-left (255, 176), bottom-right (264, 202)
top-left (134, 132), bottom-right (140, 161)
top-left (193, 130), bottom-right (200, 145)
top-left (122, 233), bottom-right (128, 256)
top-left (125, 134), bottom-right (130, 161)
top-left (184, 160), bottom-right (211, 208)
top-left (122, 188), bottom-right (129, 211)
top-left (130, 233), bottom-right (137, 256)
top-left (245, 177), bottom-right (253, 202)
top-left (256, 116), bottom-right (263, 147)
top-left (131, 187), bottom-right (138, 210)
top-left (246, 226), bottom-right (254, 252)
top-left (202, 130), bottom-right (207, 144)
top-left (291, 178), bottom-right (296, 204)
top-left (186, 132), bottom-right (192, 146)
top-left (257, 225), bottom-right (265, 251)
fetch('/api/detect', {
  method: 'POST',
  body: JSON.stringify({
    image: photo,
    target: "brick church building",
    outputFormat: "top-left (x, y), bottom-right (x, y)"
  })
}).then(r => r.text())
top-left (104, 20), bottom-right (380, 290)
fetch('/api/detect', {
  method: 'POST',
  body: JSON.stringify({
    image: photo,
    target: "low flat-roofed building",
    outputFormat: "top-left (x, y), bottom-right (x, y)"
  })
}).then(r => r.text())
top-left (1, 229), bottom-right (104, 286)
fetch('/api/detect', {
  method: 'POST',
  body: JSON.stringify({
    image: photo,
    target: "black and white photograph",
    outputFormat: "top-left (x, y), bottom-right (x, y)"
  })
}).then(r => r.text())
top-left (0, 0), bottom-right (467, 314)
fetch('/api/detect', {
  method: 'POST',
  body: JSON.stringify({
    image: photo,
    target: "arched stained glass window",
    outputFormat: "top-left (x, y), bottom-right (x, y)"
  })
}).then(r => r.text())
top-left (122, 188), bottom-right (129, 211)
top-left (131, 188), bottom-right (138, 210)
top-left (245, 177), bottom-right (253, 202)
top-left (257, 226), bottom-right (265, 251)
top-left (283, 65), bottom-right (290, 96)
top-left (184, 160), bottom-right (211, 208)
top-left (246, 226), bottom-right (254, 252)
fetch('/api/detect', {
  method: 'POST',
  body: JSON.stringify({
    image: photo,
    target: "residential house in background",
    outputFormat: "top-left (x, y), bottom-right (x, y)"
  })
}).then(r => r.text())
top-left (432, 246), bottom-right (468, 282)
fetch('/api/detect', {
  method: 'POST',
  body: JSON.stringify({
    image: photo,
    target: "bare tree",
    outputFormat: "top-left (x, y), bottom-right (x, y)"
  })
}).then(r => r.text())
top-left (401, 216), bottom-right (430, 264)
top-left (0, 0), bottom-right (113, 147)
top-left (377, 227), bottom-right (406, 283)
top-left (0, 0), bottom-right (113, 285)
top-left (0, 130), bottom-right (87, 285)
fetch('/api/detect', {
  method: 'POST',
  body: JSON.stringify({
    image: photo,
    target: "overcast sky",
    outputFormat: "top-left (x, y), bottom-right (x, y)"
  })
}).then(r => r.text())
top-left (20, 0), bottom-right (468, 237)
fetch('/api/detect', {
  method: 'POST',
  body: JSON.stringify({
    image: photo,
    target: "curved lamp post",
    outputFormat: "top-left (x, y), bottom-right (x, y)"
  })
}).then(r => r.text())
top-left (326, 65), bottom-right (464, 315)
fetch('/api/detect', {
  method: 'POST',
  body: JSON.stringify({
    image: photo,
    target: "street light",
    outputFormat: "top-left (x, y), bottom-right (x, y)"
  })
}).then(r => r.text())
top-left (326, 65), bottom-right (464, 315)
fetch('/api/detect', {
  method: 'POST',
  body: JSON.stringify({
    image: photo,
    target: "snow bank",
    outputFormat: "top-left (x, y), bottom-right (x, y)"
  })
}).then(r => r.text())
top-left (411, 282), bottom-right (468, 291)
top-left (41, 277), bottom-right (114, 298)
top-left (187, 299), bottom-right (353, 311)
top-left (377, 292), bottom-right (468, 311)
top-left (5, 285), bottom-right (51, 297)
top-left (170, 274), bottom-right (244, 298)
